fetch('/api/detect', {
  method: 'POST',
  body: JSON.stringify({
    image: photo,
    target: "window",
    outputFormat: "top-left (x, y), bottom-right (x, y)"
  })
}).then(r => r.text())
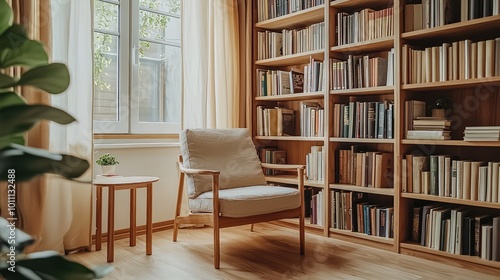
top-left (93, 0), bottom-right (181, 134)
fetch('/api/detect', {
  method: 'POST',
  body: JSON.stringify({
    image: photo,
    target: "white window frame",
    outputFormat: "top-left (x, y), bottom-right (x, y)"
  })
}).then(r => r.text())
top-left (93, 0), bottom-right (181, 134)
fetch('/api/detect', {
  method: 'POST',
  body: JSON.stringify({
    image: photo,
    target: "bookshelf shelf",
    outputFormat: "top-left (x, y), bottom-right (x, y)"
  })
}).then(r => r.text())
top-left (330, 0), bottom-right (393, 10)
top-left (329, 228), bottom-right (394, 245)
top-left (266, 175), bottom-right (325, 188)
top-left (255, 50), bottom-right (324, 67)
top-left (256, 92), bottom-right (324, 101)
top-left (330, 37), bottom-right (394, 53)
top-left (329, 86), bottom-right (394, 96)
top-left (402, 76), bottom-right (500, 91)
top-left (255, 5), bottom-right (324, 30)
top-left (330, 137), bottom-right (395, 144)
top-left (400, 243), bottom-right (500, 269)
top-left (402, 15), bottom-right (500, 42)
top-left (401, 193), bottom-right (500, 210)
top-left (255, 136), bottom-right (324, 142)
top-left (402, 139), bottom-right (500, 147)
top-left (329, 184), bottom-right (395, 196)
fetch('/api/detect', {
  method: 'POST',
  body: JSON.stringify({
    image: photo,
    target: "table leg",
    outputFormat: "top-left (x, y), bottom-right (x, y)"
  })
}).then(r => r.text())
top-left (107, 186), bottom-right (115, 262)
top-left (96, 186), bottom-right (102, 251)
top-left (130, 188), bottom-right (136, 246)
top-left (146, 183), bottom-right (153, 255)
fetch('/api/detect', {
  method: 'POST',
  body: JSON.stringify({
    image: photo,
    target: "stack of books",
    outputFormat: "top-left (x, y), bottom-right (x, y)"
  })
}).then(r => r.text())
top-left (407, 117), bottom-right (451, 140)
top-left (464, 126), bottom-right (500, 141)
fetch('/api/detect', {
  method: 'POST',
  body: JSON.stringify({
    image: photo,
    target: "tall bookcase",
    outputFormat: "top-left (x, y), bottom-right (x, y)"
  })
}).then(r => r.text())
top-left (251, 0), bottom-right (500, 274)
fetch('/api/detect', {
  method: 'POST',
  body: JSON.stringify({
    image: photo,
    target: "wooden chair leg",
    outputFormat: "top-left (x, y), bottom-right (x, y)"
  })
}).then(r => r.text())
top-left (250, 223), bottom-right (254, 232)
top-left (214, 221), bottom-right (220, 269)
top-left (299, 212), bottom-right (305, 255)
top-left (173, 164), bottom-right (185, 242)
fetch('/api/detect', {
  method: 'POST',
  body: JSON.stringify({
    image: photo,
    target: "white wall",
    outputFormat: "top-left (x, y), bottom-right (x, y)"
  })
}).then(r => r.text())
top-left (93, 140), bottom-right (180, 233)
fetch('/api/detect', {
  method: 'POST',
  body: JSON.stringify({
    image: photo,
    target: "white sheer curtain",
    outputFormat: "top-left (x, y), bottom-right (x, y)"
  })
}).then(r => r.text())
top-left (182, 0), bottom-right (240, 129)
top-left (41, 0), bottom-right (93, 252)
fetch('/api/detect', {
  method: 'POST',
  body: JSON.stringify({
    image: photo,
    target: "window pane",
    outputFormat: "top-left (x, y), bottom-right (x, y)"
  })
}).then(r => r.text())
top-left (94, 0), bottom-right (119, 33)
top-left (139, 11), bottom-right (180, 43)
top-left (138, 41), bottom-right (181, 123)
top-left (94, 33), bottom-right (119, 121)
top-left (140, 0), bottom-right (181, 16)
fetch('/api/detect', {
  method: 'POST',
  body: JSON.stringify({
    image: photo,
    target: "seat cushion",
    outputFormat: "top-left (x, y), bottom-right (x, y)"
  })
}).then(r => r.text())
top-left (180, 128), bottom-right (267, 199)
top-left (189, 186), bottom-right (300, 218)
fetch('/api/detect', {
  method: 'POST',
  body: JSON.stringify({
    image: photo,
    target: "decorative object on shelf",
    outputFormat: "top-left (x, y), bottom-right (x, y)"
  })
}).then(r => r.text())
top-left (430, 97), bottom-right (451, 118)
top-left (96, 153), bottom-right (120, 175)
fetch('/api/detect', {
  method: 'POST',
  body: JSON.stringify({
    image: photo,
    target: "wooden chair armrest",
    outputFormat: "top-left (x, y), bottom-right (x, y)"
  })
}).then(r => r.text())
top-left (260, 163), bottom-right (305, 171)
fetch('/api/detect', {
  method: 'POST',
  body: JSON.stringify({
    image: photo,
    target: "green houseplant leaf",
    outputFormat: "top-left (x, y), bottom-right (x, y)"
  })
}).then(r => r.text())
top-left (0, 0), bottom-right (13, 35)
top-left (0, 24), bottom-right (29, 50)
top-left (17, 63), bottom-right (70, 94)
top-left (0, 40), bottom-right (48, 69)
top-left (0, 73), bottom-right (17, 89)
top-left (0, 92), bottom-right (26, 108)
top-left (0, 104), bottom-right (76, 137)
top-left (0, 144), bottom-right (90, 181)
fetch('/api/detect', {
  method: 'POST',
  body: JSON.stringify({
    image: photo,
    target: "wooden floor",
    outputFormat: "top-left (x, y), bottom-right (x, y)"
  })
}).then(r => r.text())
top-left (69, 223), bottom-right (500, 279)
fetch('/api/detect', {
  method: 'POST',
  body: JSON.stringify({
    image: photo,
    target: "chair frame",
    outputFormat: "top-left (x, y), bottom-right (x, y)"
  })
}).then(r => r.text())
top-left (173, 155), bottom-right (305, 269)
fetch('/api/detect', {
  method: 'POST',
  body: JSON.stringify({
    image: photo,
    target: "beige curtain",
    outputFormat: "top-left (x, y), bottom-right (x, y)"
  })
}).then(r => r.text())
top-left (182, 0), bottom-right (241, 129)
top-left (237, 0), bottom-right (253, 129)
top-left (0, 0), bottom-right (51, 253)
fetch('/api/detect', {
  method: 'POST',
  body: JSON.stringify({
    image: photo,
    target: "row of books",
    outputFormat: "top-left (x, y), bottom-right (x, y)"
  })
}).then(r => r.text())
top-left (257, 147), bottom-right (287, 176)
top-left (332, 100), bottom-right (394, 139)
top-left (309, 190), bottom-right (324, 226)
top-left (257, 23), bottom-right (324, 60)
top-left (403, 155), bottom-right (500, 204)
top-left (336, 7), bottom-right (394, 46)
top-left (256, 69), bottom-right (303, 96)
top-left (330, 49), bottom-right (395, 90)
top-left (300, 102), bottom-right (324, 137)
top-left (464, 126), bottom-right (500, 141)
top-left (331, 191), bottom-right (394, 238)
top-left (405, 0), bottom-right (500, 33)
top-left (403, 38), bottom-right (500, 84)
top-left (306, 146), bottom-right (324, 182)
top-left (257, 0), bottom-right (325, 22)
top-left (412, 205), bottom-right (500, 261)
top-left (303, 58), bottom-right (326, 93)
top-left (337, 148), bottom-right (394, 188)
top-left (282, 22), bottom-right (325, 56)
top-left (256, 106), bottom-right (295, 136)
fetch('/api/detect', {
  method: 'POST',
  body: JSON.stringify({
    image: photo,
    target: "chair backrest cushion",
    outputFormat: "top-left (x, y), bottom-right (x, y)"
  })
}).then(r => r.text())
top-left (180, 128), bottom-right (267, 198)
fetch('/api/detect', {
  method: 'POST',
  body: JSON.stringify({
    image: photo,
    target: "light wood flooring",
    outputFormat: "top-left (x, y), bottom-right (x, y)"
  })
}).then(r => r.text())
top-left (69, 223), bottom-right (500, 279)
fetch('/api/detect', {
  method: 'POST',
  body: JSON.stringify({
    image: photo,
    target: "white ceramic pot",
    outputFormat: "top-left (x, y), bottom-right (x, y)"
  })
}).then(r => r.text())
top-left (101, 165), bottom-right (116, 175)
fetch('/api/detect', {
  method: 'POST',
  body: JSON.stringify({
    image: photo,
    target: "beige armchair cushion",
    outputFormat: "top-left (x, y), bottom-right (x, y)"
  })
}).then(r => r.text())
top-left (180, 128), bottom-right (267, 199)
top-left (189, 185), bottom-right (300, 217)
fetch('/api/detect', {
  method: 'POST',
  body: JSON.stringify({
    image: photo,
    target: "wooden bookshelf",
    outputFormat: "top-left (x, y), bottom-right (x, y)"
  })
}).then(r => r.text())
top-left (255, 136), bottom-right (324, 141)
top-left (401, 193), bottom-right (500, 210)
top-left (255, 50), bottom-right (324, 67)
top-left (330, 184), bottom-right (395, 196)
top-left (330, 86), bottom-right (394, 96)
top-left (256, 92), bottom-right (324, 101)
top-left (255, 5), bottom-right (324, 30)
top-left (402, 139), bottom-right (500, 147)
top-left (266, 175), bottom-right (324, 188)
top-left (402, 77), bottom-right (500, 91)
top-left (330, 138), bottom-right (395, 144)
top-left (330, 37), bottom-right (394, 53)
top-left (251, 0), bottom-right (500, 273)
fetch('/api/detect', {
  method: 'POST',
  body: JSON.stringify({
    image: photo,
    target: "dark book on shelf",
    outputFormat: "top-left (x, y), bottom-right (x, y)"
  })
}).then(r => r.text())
top-left (351, 192), bottom-right (365, 232)
top-left (412, 207), bottom-right (422, 242)
top-left (493, 217), bottom-right (500, 261)
top-left (290, 69), bottom-right (304, 94)
top-left (474, 215), bottom-right (492, 256)
top-left (462, 216), bottom-right (475, 256)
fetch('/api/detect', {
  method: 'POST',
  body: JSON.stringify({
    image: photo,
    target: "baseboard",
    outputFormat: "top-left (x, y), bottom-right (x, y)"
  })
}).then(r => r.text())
top-left (92, 220), bottom-right (174, 244)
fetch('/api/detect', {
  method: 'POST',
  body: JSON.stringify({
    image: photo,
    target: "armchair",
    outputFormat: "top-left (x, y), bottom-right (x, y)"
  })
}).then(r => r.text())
top-left (173, 128), bottom-right (305, 268)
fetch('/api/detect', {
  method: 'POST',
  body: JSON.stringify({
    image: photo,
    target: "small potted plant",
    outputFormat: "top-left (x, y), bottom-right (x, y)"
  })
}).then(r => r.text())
top-left (430, 97), bottom-right (451, 118)
top-left (96, 153), bottom-right (119, 175)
